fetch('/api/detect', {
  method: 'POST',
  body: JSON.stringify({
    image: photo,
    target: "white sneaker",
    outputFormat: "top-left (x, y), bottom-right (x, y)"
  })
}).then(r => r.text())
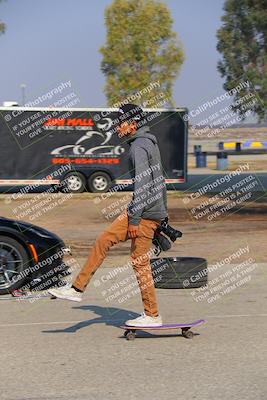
top-left (48, 285), bottom-right (83, 302)
top-left (125, 312), bottom-right (162, 327)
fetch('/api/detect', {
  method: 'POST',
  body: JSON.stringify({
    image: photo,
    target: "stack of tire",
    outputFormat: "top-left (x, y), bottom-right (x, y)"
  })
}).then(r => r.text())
top-left (151, 257), bottom-right (208, 289)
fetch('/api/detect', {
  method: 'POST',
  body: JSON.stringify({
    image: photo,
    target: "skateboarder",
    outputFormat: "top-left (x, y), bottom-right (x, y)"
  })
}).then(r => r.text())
top-left (49, 103), bottom-right (168, 327)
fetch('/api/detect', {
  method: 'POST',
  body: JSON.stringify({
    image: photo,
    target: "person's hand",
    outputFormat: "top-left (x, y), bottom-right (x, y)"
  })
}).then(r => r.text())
top-left (128, 224), bottom-right (139, 239)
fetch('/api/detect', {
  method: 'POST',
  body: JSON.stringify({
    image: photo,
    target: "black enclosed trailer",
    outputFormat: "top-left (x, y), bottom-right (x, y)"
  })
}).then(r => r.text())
top-left (0, 107), bottom-right (188, 193)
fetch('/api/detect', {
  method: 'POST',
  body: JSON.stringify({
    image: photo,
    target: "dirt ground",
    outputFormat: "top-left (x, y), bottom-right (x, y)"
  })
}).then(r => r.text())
top-left (1, 191), bottom-right (266, 265)
top-left (189, 126), bottom-right (267, 146)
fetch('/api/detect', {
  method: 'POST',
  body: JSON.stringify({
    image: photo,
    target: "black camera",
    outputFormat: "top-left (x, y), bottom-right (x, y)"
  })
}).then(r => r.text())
top-left (159, 217), bottom-right (183, 242)
top-left (152, 217), bottom-right (182, 256)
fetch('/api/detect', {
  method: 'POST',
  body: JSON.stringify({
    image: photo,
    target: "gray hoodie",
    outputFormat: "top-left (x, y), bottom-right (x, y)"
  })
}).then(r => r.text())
top-left (127, 126), bottom-right (168, 225)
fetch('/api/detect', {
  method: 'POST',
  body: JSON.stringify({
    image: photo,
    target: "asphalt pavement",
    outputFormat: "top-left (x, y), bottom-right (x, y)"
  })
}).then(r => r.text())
top-left (0, 170), bottom-right (266, 399)
top-left (0, 261), bottom-right (266, 400)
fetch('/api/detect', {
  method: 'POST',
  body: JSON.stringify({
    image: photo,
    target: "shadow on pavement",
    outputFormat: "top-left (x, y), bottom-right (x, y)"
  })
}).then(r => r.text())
top-left (42, 305), bottom-right (201, 339)
top-left (42, 305), bottom-right (139, 334)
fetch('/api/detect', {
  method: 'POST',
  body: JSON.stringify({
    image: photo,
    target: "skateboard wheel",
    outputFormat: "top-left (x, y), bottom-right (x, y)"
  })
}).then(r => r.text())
top-left (182, 329), bottom-right (194, 339)
top-left (125, 331), bottom-right (136, 341)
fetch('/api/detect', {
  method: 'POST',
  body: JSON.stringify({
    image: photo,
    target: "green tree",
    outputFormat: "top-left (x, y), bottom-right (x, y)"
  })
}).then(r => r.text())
top-left (217, 0), bottom-right (267, 121)
top-left (100, 0), bottom-right (184, 107)
top-left (0, 0), bottom-right (6, 35)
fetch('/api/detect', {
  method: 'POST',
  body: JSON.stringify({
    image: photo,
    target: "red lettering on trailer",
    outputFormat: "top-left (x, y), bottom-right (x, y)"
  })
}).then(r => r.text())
top-left (45, 118), bottom-right (66, 126)
top-left (44, 118), bottom-right (94, 126)
top-left (66, 118), bottom-right (94, 126)
top-left (52, 157), bottom-right (120, 165)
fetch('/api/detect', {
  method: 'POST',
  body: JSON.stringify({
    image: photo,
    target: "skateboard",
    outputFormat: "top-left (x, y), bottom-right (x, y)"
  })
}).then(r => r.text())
top-left (120, 319), bottom-right (206, 340)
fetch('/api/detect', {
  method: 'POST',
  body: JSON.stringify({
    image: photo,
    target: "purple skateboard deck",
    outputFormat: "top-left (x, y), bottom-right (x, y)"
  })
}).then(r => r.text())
top-left (121, 319), bottom-right (206, 340)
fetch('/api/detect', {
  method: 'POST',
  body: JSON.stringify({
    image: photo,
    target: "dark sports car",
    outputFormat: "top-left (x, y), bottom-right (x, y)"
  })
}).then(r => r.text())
top-left (0, 217), bottom-right (70, 295)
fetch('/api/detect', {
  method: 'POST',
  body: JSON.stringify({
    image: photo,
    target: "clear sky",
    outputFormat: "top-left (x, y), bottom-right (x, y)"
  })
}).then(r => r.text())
top-left (0, 0), bottom-right (226, 114)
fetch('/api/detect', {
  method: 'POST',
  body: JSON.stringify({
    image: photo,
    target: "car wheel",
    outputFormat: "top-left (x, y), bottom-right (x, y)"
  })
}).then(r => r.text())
top-left (0, 236), bottom-right (30, 295)
top-left (62, 172), bottom-right (86, 193)
top-left (88, 172), bottom-right (111, 193)
top-left (151, 257), bottom-right (208, 289)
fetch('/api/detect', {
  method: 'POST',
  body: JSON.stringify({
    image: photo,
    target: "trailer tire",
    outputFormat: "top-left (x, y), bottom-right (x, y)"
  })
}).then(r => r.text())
top-left (0, 235), bottom-right (29, 295)
top-left (62, 172), bottom-right (87, 193)
top-left (151, 257), bottom-right (208, 289)
top-left (88, 172), bottom-right (111, 193)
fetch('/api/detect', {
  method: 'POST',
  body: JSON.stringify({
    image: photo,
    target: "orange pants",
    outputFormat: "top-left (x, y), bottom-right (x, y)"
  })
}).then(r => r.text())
top-left (73, 211), bottom-right (161, 317)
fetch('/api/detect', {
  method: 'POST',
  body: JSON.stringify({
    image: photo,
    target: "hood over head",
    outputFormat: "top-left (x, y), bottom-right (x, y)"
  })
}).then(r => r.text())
top-left (126, 126), bottom-right (157, 145)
